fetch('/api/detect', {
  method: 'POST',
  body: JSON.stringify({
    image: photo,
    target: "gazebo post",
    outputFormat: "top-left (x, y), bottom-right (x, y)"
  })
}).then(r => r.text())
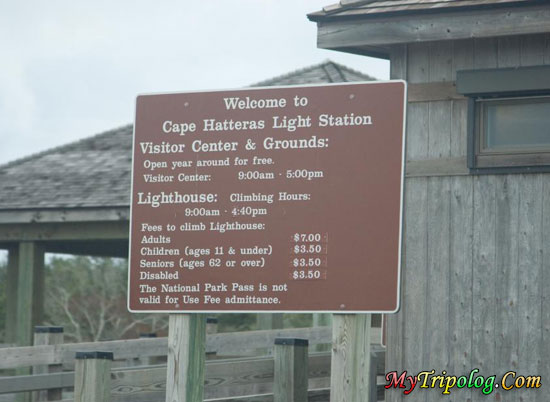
top-left (16, 241), bottom-right (45, 346)
top-left (6, 245), bottom-right (19, 344)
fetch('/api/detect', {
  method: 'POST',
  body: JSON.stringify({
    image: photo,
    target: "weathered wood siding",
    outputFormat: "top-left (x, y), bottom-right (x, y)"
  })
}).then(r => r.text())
top-left (387, 34), bottom-right (550, 402)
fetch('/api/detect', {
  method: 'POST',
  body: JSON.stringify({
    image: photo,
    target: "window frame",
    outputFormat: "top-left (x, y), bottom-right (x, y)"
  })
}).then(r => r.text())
top-left (470, 95), bottom-right (550, 172)
top-left (458, 66), bottom-right (550, 174)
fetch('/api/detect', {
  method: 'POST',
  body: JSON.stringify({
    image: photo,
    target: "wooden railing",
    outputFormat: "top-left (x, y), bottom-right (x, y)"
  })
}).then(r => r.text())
top-left (0, 326), bottom-right (385, 401)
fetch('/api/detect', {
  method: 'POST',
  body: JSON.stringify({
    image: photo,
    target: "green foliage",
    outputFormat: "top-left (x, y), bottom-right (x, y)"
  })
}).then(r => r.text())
top-left (0, 254), bottom-right (317, 343)
top-left (284, 313), bottom-right (312, 328)
top-left (215, 313), bottom-right (256, 332)
top-left (44, 256), bottom-right (168, 342)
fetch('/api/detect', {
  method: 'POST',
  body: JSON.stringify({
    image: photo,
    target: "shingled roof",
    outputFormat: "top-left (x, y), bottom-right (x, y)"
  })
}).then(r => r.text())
top-left (0, 61), bottom-right (374, 214)
top-left (308, 0), bottom-right (537, 21)
top-left (252, 60), bottom-right (374, 86)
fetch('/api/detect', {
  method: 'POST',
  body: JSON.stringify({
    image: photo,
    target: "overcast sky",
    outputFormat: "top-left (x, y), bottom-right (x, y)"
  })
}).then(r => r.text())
top-left (0, 1), bottom-right (389, 165)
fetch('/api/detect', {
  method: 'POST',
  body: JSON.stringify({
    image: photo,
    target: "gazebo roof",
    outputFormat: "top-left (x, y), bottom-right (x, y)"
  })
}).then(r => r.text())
top-left (0, 61), bottom-right (374, 223)
top-left (0, 125), bottom-right (133, 211)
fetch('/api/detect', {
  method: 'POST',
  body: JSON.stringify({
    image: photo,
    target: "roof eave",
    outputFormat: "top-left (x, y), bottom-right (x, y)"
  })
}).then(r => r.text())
top-left (312, 3), bottom-right (550, 57)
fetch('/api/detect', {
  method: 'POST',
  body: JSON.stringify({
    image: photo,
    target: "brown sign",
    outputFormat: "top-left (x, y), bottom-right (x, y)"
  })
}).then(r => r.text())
top-left (128, 82), bottom-right (406, 313)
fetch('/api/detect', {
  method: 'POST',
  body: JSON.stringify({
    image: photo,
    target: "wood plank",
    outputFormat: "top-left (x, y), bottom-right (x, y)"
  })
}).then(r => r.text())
top-left (385, 44), bottom-right (407, 402)
top-left (111, 366), bottom-right (170, 402)
top-left (317, 6), bottom-right (550, 49)
top-left (390, 39), bottom-right (427, 402)
top-left (449, 100), bottom-right (469, 160)
top-left (428, 41), bottom-right (452, 159)
top-left (0, 221), bottom-right (129, 242)
top-left (493, 175), bottom-right (520, 399)
top-left (65, 390), bottom-right (335, 402)
top-left (488, 35), bottom-right (521, 402)
top-left (520, 34), bottom-right (546, 67)
top-left (0, 208), bottom-right (129, 224)
top-left (32, 250), bottom-right (45, 344)
top-left (389, 44), bottom-right (407, 83)
top-left (448, 175), bottom-right (473, 402)
top-left (541, 175), bottom-right (550, 402)
top-left (451, 39), bottom-right (474, 79)
top-left (407, 82), bottom-right (465, 103)
top-left (470, 40), bottom-right (498, 393)
top-left (0, 338), bottom-right (167, 370)
top-left (425, 175), bottom-right (451, 402)
top-left (74, 353), bottom-right (112, 402)
top-left (517, 175), bottom-right (544, 400)
top-left (0, 372), bottom-right (74, 393)
top-left (6, 246), bottom-right (19, 344)
top-left (451, 39), bottom-right (473, 159)
top-left (426, 44), bottom-right (452, 402)
top-left (497, 36), bottom-right (521, 68)
top-left (330, 314), bottom-right (371, 402)
top-left (474, 38), bottom-right (498, 69)
top-left (16, 242), bottom-right (43, 347)
top-left (407, 43), bottom-right (429, 84)
top-left (205, 357), bottom-right (276, 399)
top-left (208, 327), bottom-right (334, 356)
top-left (273, 340), bottom-right (308, 402)
top-left (43, 240), bottom-right (129, 259)
top-left (472, 175), bottom-right (497, 377)
top-left (544, 33), bottom-right (550, 65)
top-left (428, 102), bottom-right (452, 159)
top-left (33, 327), bottom-right (64, 401)
top-left (400, 178), bottom-right (428, 382)
top-left (165, 314), bottom-right (206, 402)
top-left (430, 41), bottom-right (453, 83)
top-left (405, 104), bottom-right (430, 166)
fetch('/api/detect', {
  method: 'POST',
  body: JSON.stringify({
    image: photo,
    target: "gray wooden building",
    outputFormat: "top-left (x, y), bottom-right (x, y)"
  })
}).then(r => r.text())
top-left (309, 1), bottom-right (550, 401)
top-left (0, 61), bottom-right (374, 346)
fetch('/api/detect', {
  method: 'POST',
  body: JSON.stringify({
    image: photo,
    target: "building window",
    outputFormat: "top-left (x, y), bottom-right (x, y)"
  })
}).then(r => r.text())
top-left (458, 66), bottom-right (550, 173)
top-left (473, 96), bottom-right (550, 169)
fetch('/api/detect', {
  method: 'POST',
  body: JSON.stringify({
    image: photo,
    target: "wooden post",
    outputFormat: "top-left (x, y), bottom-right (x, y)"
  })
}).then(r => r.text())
top-left (138, 333), bottom-right (157, 366)
top-left (33, 326), bottom-right (64, 401)
top-left (74, 351), bottom-right (113, 402)
top-left (165, 314), bottom-right (206, 402)
top-left (274, 338), bottom-right (309, 402)
top-left (6, 245), bottom-right (19, 345)
top-left (369, 351), bottom-right (378, 402)
top-left (206, 317), bottom-right (218, 359)
top-left (15, 242), bottom-right (44, 402)
top-left (312, 313), bottom-right (332, 352)
top-left (330, 314), bottom-right (372, 402)
top-left (16, 242), bottom-right (44, 346)
top-left (206, 317), bottom-right (218, 334)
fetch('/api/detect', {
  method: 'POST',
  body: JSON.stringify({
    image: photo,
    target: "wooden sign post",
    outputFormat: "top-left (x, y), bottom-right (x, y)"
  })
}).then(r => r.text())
top-left (165, 314), bottom-right (206, 402)
top-left (331, 314), bottom-right (372, 402)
